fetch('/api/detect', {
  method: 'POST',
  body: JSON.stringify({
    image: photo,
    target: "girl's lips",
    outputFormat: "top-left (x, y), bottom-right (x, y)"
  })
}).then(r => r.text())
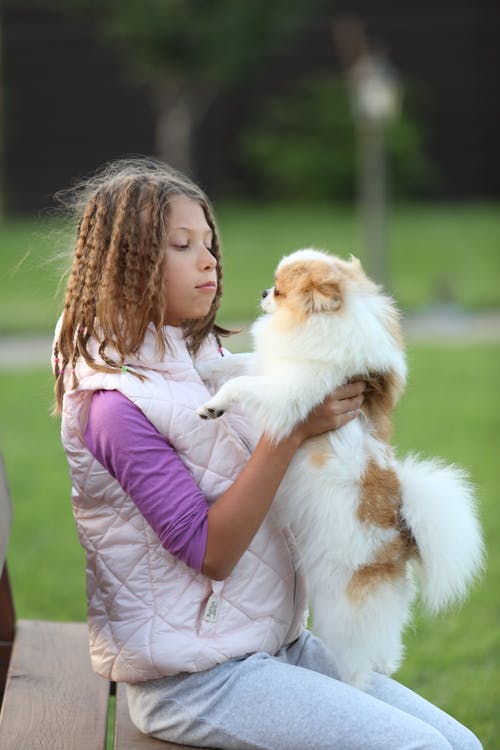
top-left (196, 281), bottom-right (217, 290)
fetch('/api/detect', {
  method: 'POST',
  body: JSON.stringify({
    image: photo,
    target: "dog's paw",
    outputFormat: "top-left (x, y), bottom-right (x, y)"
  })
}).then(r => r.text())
top-left (197, 402), bottom-right (225, 420)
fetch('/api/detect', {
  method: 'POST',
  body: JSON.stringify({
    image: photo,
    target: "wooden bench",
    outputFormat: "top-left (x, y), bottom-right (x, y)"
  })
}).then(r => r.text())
top-left (0, 454), bottom-right (207, 749)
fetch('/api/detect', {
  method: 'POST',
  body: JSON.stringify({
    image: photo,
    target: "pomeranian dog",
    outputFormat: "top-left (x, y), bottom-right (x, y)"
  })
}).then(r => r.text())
top-left (196, 249), bottom-right (484, 688)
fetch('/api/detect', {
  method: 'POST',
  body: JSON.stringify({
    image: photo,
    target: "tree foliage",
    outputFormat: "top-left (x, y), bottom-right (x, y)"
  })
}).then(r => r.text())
top-left (44, 0), bottom-right (325, 174)
top-left (239, 75), bottom-right (437, 200)
top-left (53, 0), bottom-right (322, 86)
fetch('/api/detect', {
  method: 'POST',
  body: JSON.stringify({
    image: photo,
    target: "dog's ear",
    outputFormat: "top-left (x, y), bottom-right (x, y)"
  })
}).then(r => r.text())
top-left (348, 254), bottom-right (362, 270)
top-left (307, 278), bottom-right (342, 313)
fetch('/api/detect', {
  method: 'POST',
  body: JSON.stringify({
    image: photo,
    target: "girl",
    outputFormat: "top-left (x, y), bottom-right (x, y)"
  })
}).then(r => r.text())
top-left (53, 158), bottom-right (481, 750)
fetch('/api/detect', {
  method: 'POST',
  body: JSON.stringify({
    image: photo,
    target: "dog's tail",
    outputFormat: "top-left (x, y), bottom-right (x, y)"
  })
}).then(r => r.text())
top-left (397, 454), bottom-right (485, 613)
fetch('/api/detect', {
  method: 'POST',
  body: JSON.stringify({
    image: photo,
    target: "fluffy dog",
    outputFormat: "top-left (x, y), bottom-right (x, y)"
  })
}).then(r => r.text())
top-left (196, 248), bottom-right (484, 688)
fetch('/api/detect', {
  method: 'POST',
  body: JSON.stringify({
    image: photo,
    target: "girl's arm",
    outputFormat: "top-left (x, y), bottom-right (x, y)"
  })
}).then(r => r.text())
top-left (84, 383), bottom-right (364, 581)
top-left (85, 390), bottom-right (210, 571)
top-left (202, 380), bottom-right (365, 580)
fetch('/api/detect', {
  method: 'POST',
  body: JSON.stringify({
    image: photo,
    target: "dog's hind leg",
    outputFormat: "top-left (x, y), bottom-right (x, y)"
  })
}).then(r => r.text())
top-left (309, 569), bottom-right (415, 689)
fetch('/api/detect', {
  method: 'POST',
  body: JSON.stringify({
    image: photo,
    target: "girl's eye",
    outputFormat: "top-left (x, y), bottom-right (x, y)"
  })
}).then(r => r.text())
top-left (173, 243), bottom-right (189, 250)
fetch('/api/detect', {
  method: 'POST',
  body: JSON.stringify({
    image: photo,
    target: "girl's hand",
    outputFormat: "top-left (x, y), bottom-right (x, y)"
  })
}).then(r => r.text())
top-left (292, 380), bottom-right (365, 445)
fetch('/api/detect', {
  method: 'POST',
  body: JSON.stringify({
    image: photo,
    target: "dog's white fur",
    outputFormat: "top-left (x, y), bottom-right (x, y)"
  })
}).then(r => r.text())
top-left (196, 249), bottom-right (485, 688)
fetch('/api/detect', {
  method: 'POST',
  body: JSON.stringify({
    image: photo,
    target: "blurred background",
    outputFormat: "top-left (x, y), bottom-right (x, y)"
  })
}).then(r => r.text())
top-left (2, 0), bottom-right (500, 211)
top-left (0, 2), bottom-right (499, 747)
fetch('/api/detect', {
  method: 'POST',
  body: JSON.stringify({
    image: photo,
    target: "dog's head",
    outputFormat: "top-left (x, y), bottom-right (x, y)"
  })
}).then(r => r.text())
top-left (261, 248), bottom-right (378, 320)
top-left (259, 248), bottom-right (406, 441)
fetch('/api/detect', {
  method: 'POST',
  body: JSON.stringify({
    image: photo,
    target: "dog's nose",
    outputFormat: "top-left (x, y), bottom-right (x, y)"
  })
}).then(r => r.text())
top-left (262, 289), bottom-right (269, 299)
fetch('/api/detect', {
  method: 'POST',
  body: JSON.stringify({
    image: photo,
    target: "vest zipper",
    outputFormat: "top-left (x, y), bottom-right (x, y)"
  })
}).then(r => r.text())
top-left (237, 433), bottom-right (253, 454)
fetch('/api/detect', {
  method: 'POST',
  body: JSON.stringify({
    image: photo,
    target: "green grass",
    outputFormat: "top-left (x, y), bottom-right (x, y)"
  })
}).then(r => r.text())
top-left (0, 201), bottom-right (499, 333)
top-left (0, 368), bottom-right (87, 620)
top-left (392, 344), bottom-right (500, 750)
top-left (215, 201), bottom-right (500, 321)
top-left (0, 343), bottom-right (499, 747)
top-left (0, 219), bottom-right (71, 334)
top-left (388, 203), bottom-right (500, 311)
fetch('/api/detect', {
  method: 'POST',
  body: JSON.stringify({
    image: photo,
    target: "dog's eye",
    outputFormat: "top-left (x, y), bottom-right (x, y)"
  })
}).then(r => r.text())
top-left (274, 288), bottom-right (281, 297)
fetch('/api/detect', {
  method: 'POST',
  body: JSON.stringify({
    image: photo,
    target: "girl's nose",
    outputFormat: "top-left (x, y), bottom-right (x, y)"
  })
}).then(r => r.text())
top-left (200, 244), bottom-right (217, 269)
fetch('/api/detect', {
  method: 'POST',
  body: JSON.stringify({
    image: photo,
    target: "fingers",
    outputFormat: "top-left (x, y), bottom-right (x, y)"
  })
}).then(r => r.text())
top-left (333, 380), bottom-right (366, 402)
top-left (333, 408), bottom-right (359, 430)
top-left (291, 380), bottom-right (366, 444)
top-left (323, 381), bottom-right (365, 417)
top-left (330, 393), bottom-right (364, 417)
top-left (303, 391), bottom-right (362, 436)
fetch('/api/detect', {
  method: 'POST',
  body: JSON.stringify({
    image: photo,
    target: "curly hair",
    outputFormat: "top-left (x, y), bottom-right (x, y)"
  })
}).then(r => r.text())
top-left (53, 158), bottom-right (228, 414)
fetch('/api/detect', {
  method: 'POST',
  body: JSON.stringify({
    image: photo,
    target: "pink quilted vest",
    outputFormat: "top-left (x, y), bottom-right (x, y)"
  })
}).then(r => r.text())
top-left (59, 325), bottom-right (308, 683)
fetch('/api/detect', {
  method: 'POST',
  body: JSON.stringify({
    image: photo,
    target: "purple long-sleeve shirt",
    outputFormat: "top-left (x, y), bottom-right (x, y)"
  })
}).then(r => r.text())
top-left (84, 390), bottom-right (209, 571)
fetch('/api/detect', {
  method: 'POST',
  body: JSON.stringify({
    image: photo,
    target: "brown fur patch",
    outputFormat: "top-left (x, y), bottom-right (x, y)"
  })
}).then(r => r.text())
top-left (349, 459), bottom-right (419, 600)
top-left (362, 371), bottom-right (405, 442)
top-left (276, 259), bottom-right (331, 292)
top-left (306, 434), bottom-right (332, 468)
top-left (358, 459), bottom-right (402, 528)
top-left (275, 259), bottom-right (343, 316)
top-left (347, 533), bottom-right (417, 601)
top-left (309, 451), bottom-right (330, 468)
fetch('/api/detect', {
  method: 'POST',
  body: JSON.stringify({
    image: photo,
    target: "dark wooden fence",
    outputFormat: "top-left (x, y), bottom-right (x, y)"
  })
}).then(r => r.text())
top-left (2, 0), bottom-right (499, 213)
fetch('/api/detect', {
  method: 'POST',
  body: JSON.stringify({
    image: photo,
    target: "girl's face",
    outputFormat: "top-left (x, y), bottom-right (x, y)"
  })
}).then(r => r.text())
top-left (163, 194), bottom-right (217, 326)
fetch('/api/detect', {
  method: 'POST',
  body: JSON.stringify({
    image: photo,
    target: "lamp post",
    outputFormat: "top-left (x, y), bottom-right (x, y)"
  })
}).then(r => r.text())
top-left (349, 53), bottom-right (401, 287)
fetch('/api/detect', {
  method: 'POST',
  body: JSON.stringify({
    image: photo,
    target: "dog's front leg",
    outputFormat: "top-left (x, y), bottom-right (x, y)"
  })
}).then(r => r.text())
top-left (195, 353), bottom-right (256, 385)
top-left (197, 375), bottom-right (267, 420)
top-left (197, 375), bottom-right (312, 440)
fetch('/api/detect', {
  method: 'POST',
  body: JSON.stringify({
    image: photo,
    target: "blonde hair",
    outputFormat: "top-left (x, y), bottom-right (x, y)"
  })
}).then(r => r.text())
top-left (53, 158), bottom-right (227, 414)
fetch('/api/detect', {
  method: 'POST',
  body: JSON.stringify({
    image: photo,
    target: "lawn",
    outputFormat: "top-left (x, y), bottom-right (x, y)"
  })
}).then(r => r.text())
top-left (0, 202), bottom-right (499, 748)
top-left (217, 201), bottom-right (500, 321)
top-left (393, 344), bottom-right (500, 748)
top-left (0, 201), bottom-right (499, 333)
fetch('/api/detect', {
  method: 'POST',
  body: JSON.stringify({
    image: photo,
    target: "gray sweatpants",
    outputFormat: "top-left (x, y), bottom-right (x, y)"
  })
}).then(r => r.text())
top-left (126, 631), bottom-right (482, 750)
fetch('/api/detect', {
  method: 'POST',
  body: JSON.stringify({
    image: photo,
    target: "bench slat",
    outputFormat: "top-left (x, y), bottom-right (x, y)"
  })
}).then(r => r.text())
top-left (0, 619), bottom-right (110, 750)
top-left (114, 681), bottom-right (203, 750)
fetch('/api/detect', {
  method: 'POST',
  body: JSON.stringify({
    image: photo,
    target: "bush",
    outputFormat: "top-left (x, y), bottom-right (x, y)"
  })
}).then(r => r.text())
top-left (239, 74), bottom-right (436, 200)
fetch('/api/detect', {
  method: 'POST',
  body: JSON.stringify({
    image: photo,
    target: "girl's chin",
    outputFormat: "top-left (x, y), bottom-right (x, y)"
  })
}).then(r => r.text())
top-left (166, 303), bottom-right (215, 326)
